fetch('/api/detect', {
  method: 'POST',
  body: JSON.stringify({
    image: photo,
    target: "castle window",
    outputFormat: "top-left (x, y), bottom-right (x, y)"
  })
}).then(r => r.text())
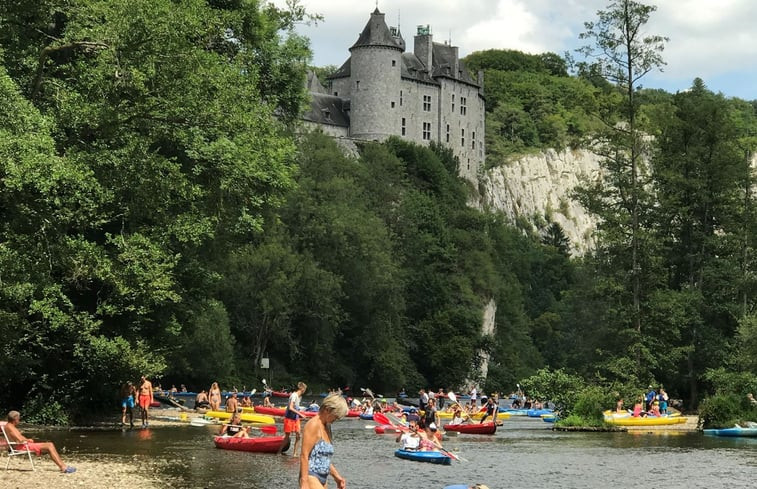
top-left (446, 124), bottom-right (450, 143)
top-left (461, 128), bottom-right (465, 147)
top-left (422, 122), bottom-right (431, 140)
top-left (423, 95), bottom-right (432, 112)
top-left (391, 101), bottom-right (395, 108)
top-left (452, 94), bottom-right (455, 111)
top-left (472, 131), bottom-right (476, 149)
top-left (460, 97), bottom-right (467, 116)
top-left (402, 118), bottom-right (406, 136)
top-left (334, 91), bottom-right (338, 96)
top-left (400, 90), bottom-right (403, 106)
top-left (392, 60), bottom-right (396, 67)
top-left (356, 80), bottom-right (360, 90)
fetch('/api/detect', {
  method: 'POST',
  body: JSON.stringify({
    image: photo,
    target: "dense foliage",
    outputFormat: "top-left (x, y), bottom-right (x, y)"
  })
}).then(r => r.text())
top-left (1, 0), bottom-right (755, 424)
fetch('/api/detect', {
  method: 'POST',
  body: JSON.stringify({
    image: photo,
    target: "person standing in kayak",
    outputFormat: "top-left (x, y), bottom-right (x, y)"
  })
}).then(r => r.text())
top-left (137, 375), bottom-right (153, 428)
top-left (299, 393), bottom-right (348, 489)
top-left (279, 381), bottom-right (308, 456)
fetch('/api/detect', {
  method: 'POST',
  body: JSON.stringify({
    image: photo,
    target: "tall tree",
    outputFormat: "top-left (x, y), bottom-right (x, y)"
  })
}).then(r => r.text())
top-left (576, 0), bottom-right (667, 372)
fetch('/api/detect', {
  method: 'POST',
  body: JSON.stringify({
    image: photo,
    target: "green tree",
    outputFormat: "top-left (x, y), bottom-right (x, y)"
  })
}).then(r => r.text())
top-left (576, 0), bottom-right (667, 373)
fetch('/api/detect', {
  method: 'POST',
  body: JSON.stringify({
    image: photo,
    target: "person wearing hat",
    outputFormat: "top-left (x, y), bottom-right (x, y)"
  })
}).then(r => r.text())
top-left (407, 407), bottom-right (421, 423)
top-left (645, 385), bottom-right (657, 411)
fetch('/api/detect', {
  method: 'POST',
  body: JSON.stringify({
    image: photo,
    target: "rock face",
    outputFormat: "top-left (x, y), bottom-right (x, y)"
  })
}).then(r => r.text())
top-left (479, 148), bottom-right (604, 255)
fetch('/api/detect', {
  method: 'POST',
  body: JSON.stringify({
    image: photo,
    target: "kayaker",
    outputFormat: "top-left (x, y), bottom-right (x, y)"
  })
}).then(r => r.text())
top-left (479, 395), bottom-right (498, 424)
top-left (396, 420), bottom-right (421, 450)
top-left (615, 398), bottom-right (625, 413)
top-left (648, 401), bottom-right (661, 417)
top-left (3, 411), bottom-right (76, 473)
top-left (241, 395), bottom-right (252, 408)
top-left (195, 389), bottom-right (210, 410)
top-left (279, 381), bottom-right (308, 456)
top-left (263, 396), bottom-right (275, 408)
top-left (137, 375), bottom-right (154, 428)
top-left (423, 398), bottom-right (439, 429)
top-left (220, 413), bottom-right (249, 438)
top-left (299, 393), bottom-right (348, 489)
top-left (419, 424), bottom-right (442, 451)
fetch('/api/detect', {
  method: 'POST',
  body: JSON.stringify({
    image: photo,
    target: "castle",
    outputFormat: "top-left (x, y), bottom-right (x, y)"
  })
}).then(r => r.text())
top-left (304, 8), bottom-right (486, 182)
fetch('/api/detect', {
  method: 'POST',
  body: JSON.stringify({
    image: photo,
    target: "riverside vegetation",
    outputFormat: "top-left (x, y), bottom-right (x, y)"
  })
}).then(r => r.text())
top-left (0, 0), bottom-right (755, 428)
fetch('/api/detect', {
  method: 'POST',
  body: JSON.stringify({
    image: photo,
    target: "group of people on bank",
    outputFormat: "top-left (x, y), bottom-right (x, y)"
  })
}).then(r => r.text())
top-left (615, 385), bottom-right (672, 417)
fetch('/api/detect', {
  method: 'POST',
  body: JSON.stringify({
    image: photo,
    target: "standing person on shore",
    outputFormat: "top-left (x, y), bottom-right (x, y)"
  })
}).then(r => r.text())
top-left (120, 381), bottom-right (137, 427)
top-left (209, 382), bottom-right (222, 411)
top-left (225, 392), bottom-right (239, 413)
top-left (137, 375), bottom-right (153, 428)
top-left (3, 411), bottom-right (76, 473)
top-left (279, 381), bottom-right (308, 456)
top-left (299, 393), bottom-right (348, 489)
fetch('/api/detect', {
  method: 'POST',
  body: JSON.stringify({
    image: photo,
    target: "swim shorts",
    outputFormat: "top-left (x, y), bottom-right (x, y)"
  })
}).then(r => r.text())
top-left (138, 394), bottom-right (151, 409)
top-left (121, 396), bottom-right (135, 408)
top-left (283, 417), bottom-right (301, 433)
top-left (18, 442), bottom-right (42, 456)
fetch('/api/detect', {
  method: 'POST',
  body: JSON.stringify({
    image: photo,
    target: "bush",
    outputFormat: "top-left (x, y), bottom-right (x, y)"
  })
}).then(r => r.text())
top-left (698, 393), bottom-right (757, 429)
top-left (21, 397), bottom-right (70, 426)
top-left (572, 386), bottom-right (614, 423)
top-left (556, 413), bottom-right (606, 428)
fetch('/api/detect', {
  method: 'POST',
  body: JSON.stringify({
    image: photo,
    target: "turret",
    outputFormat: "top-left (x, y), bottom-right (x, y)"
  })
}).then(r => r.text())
top-left (348, 8), bottom-right (404, 140)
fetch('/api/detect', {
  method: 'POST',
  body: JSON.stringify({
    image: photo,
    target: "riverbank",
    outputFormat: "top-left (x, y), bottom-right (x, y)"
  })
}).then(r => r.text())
top-left (0, 456), bottom-right (165, 489)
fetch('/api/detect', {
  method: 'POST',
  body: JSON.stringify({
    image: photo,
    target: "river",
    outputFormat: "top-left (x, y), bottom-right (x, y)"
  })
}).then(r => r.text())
top-left (29, 416), bottom-right (757, 488)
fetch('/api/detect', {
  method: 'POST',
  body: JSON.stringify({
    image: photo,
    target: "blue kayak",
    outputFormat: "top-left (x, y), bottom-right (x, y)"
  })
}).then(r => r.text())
top-left (359, 413), bottom-right (374, 420)
top-left (527, 409), bottom-right (553, 417)
top-left (394, 449), bottom-right (451, 465)
top-left (703, 426), bottom-right (757, 437)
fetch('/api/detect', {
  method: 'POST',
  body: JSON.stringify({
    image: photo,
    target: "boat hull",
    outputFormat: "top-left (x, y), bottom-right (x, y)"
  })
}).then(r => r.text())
top-left (213, 435), bottom-right (288, 453)
top-left (703, 427), bottom-right (757, 437)
top-left (442, 422), bottom-right (496, 435)
top-left (603, 410), bottom-right (686, 426)
top-left (394, 449), bottom-right (451, 465)
top-left (204, 411), bottom-right (275, 424)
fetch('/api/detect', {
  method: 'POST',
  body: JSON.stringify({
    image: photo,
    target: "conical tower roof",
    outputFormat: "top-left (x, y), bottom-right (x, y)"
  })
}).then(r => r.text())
top-left (350, 8), bottom-right (403, 51)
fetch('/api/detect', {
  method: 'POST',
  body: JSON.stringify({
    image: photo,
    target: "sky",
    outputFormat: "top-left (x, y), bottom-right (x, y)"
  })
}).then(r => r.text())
top-left (272, 0), bottom-right (756, 100)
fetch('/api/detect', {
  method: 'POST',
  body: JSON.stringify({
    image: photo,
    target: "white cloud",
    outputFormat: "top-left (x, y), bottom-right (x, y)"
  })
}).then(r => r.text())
top-left (273, 0), bottom-right (756, 98)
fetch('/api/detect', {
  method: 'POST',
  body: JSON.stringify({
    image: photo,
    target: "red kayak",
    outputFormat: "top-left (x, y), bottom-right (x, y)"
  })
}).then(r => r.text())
top-left (214, 435), bottom-right (289, 453)
top-left (272, 391), bottom-right (290, 398)
top-left (253, 406), bottom-right (286, 416)
top-left (346, 409), bottom-right (362, 418)
top-left (374, 424), bottom-right (403, 434)
top-left (443, 421), bottom-right (497, 435)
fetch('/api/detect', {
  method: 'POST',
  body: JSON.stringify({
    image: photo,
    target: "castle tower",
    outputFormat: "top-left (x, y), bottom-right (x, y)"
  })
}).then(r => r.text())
top-left (348, 8), bottom-right (404, 140)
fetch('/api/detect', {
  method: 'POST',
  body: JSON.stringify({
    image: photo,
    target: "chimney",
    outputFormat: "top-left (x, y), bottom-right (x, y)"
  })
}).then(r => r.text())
top-left (414, 25), bottom-right (433, 71)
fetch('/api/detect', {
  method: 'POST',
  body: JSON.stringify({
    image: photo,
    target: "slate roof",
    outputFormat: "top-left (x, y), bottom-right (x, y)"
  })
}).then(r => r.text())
top-left (302, 93), bottom-right (350, 127)
top-left (350, 8), bottom-right (404, 51)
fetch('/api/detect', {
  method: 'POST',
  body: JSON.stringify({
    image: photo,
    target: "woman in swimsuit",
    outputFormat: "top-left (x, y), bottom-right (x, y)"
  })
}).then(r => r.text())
top-left (299, 393), bottom-right (348, 489)
top-left (209, 382), bottom-right (222, 411)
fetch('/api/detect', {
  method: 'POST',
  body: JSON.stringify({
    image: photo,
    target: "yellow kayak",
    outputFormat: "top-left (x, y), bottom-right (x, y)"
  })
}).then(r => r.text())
top-left (602, 410), bottom-right (686, 426)
top-left (204, 410), bottom-right (275, 424)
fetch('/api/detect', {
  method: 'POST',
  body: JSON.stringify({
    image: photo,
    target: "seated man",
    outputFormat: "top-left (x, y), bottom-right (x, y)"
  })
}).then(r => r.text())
top-left (395, 420), bottom-right (421, 450)
top-left (219, 413), bottom-right (249, 438)
top-left (262, 396), bottom-right (274, 408)
top-left (3, 410), bottom-right (76, 473)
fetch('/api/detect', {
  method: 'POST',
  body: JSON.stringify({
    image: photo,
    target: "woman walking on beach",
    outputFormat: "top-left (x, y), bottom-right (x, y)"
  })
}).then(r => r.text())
top-left (299, 394), bottom-right (348, 489)
top-left (209, 382), bottom-right (222, 411)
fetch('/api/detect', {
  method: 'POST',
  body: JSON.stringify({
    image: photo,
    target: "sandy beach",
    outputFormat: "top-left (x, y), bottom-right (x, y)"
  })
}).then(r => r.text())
top-left (0, 456), bottom-right (166, 489)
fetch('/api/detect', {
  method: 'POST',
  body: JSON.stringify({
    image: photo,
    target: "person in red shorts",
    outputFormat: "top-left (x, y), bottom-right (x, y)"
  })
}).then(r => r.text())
top-left (3, 410), bottom-right (76, 473)
top-left (137, 375), bottom-right (154, 428)
top-left (277, 381), bottom-right (307, 456)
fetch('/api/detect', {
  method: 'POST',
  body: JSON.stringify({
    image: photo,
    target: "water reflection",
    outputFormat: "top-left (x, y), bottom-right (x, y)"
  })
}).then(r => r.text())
top-left (29, 417), bottom-right (757, 488)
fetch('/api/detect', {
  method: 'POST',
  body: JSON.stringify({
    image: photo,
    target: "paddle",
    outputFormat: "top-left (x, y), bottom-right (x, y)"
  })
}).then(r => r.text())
top-left (446, 392), bottom-right (472, 423)
top-left (384, 412), bottom-right (407, 427)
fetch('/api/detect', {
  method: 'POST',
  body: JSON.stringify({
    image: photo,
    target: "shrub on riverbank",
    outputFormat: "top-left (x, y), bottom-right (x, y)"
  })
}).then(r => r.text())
top-left (698, 394), bottom-right (757, 429)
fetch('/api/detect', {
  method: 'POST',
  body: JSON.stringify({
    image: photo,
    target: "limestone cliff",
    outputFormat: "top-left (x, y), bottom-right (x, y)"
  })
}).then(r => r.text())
top-left (479, 148), bottom-right (604, 255)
